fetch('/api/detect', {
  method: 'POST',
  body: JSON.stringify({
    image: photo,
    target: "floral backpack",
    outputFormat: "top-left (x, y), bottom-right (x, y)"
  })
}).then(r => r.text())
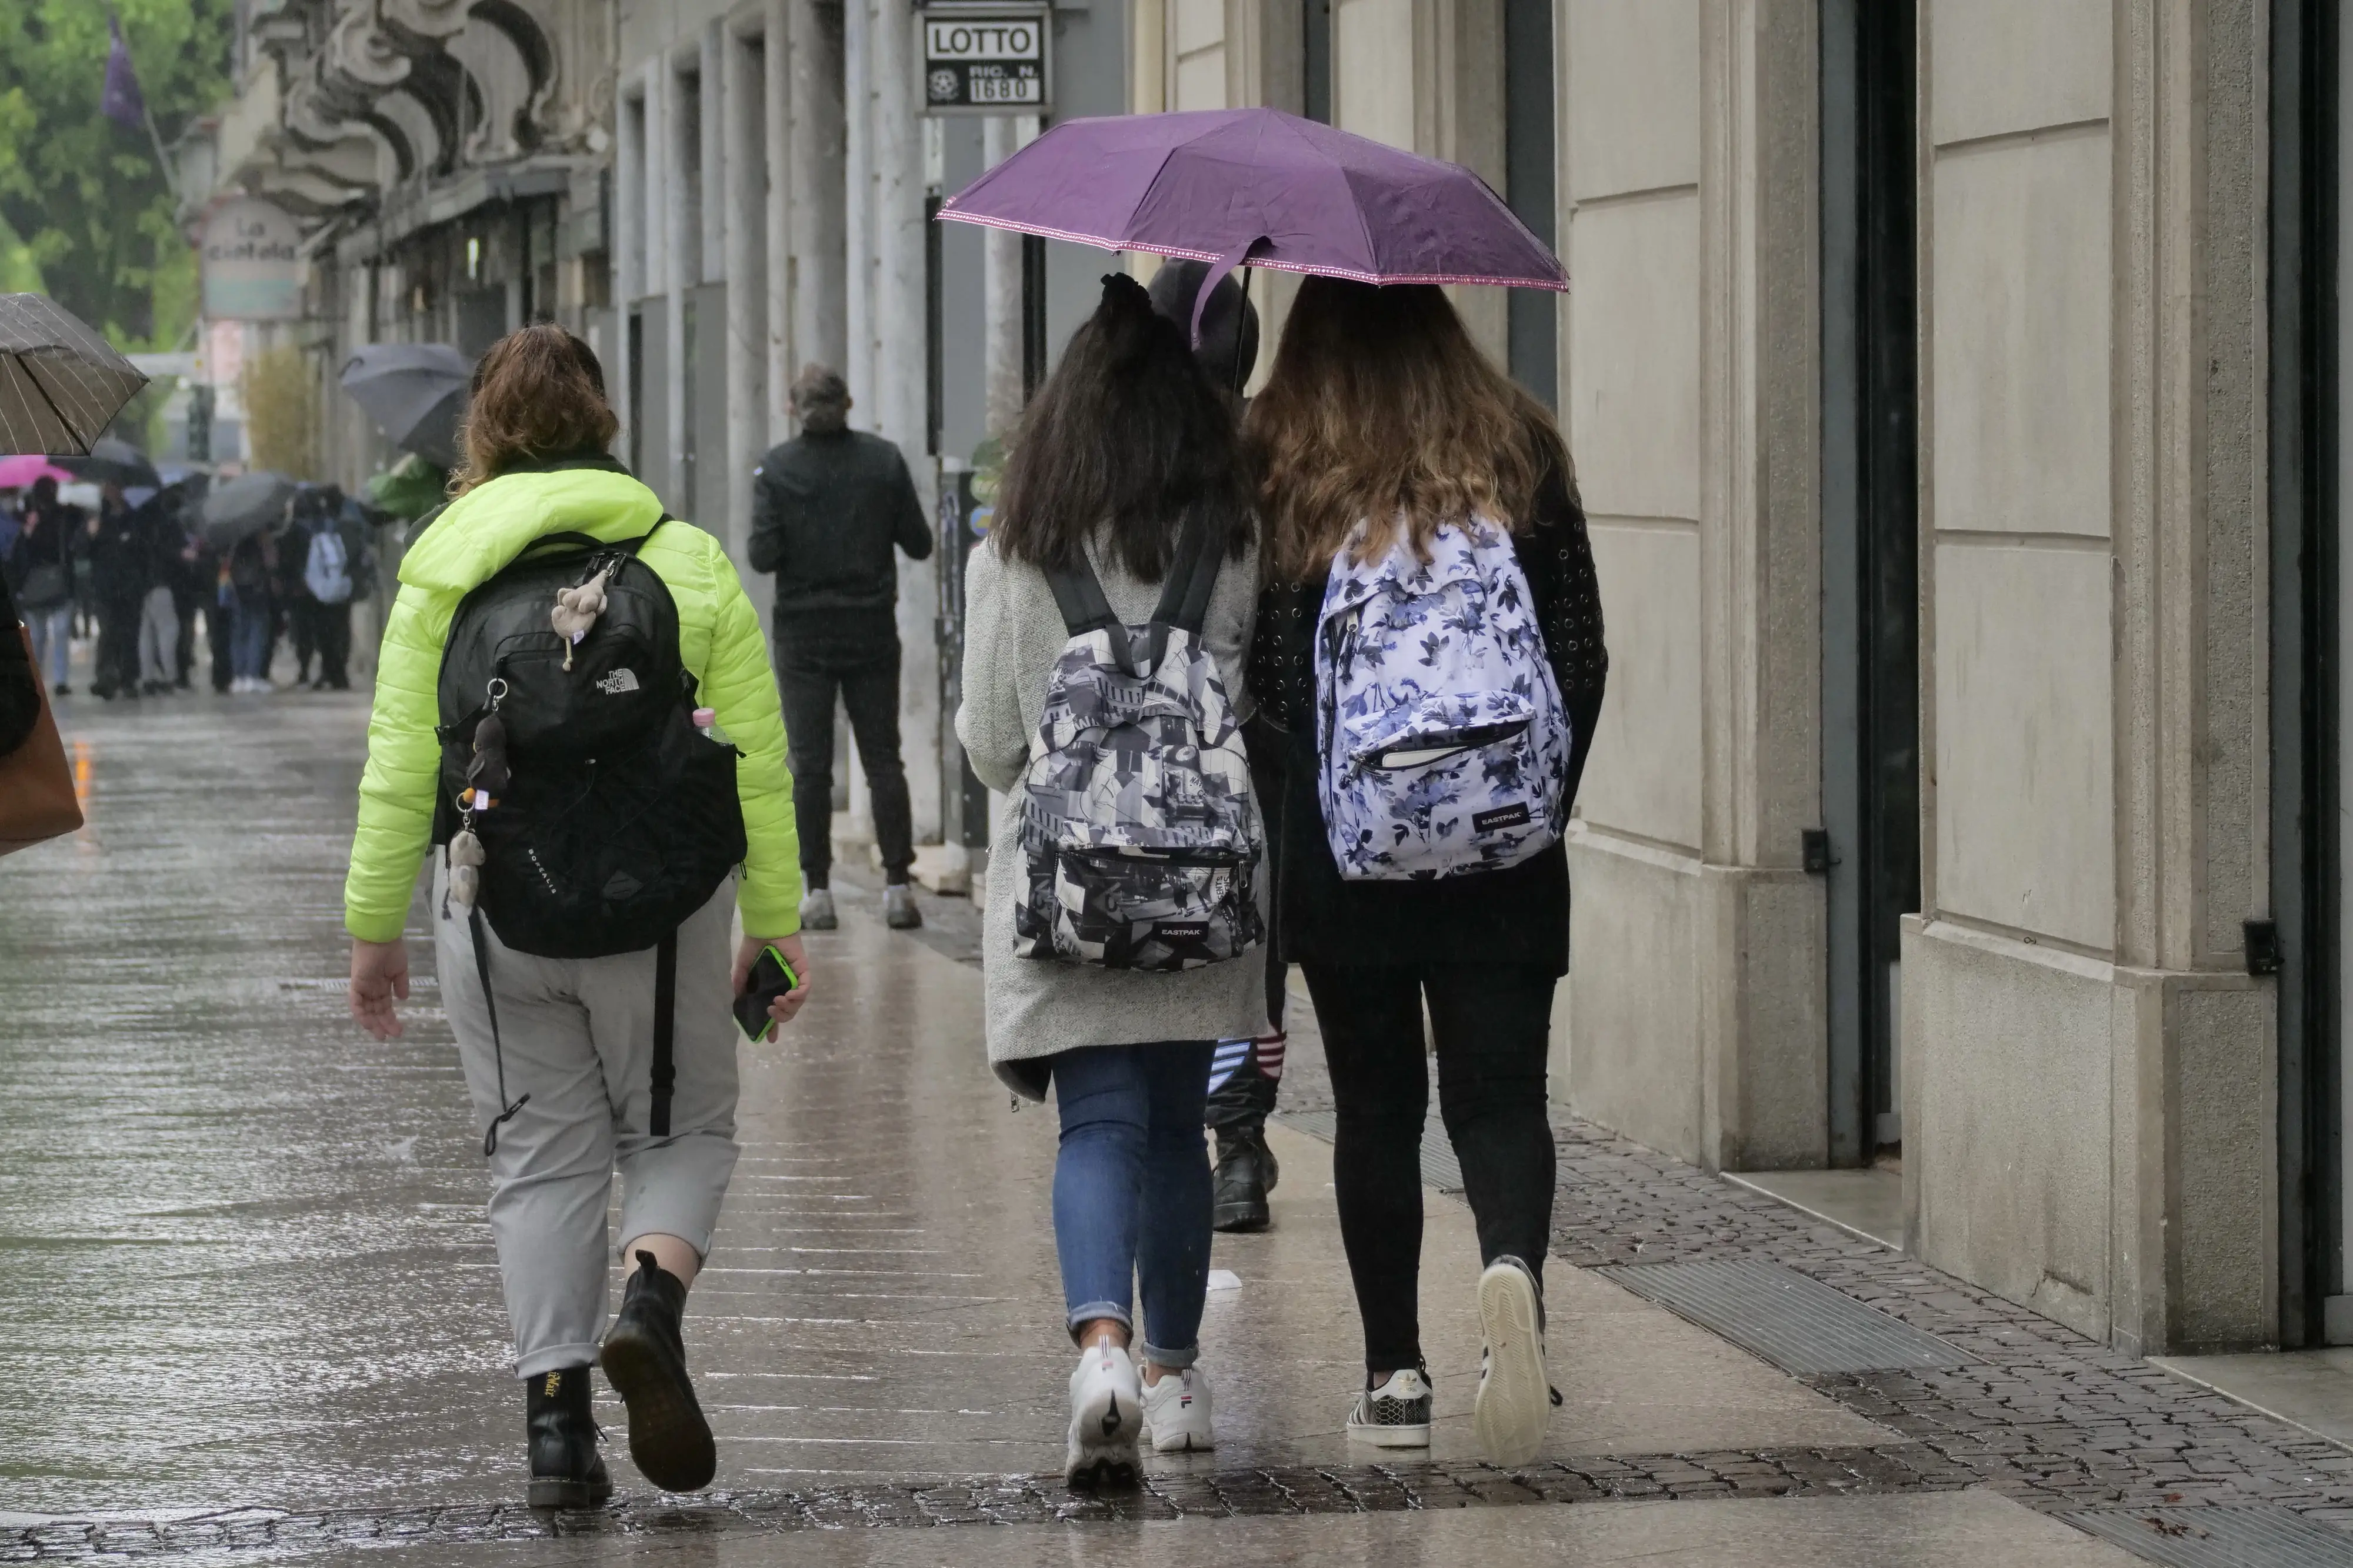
top-left (1314, 516), bottom-right (1569, 880)
top-left (1012, 515), bottom-right (1264, 969)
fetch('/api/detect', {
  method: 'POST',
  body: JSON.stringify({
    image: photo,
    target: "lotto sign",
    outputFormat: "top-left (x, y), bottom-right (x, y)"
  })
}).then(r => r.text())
top-left (921, 5), bottom-right (1049, 114)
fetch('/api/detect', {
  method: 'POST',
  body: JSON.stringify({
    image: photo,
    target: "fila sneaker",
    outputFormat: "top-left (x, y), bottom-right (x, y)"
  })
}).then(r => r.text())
top-left (1065, 1336), bottom-right (1142, 1489)
top-left (1138, 1363), bottom-right (1215, 1453)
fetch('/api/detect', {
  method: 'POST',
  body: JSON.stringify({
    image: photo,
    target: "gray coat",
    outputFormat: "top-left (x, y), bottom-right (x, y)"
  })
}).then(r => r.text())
top-left (956, 529), bottom-right (1267, 1096)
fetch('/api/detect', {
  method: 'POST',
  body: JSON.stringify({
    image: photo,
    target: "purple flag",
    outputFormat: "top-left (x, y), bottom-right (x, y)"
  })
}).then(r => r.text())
top-left (103, 17), bottom-right (146, 131)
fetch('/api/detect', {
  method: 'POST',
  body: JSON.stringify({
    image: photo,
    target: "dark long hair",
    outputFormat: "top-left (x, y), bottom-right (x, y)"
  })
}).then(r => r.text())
top-left (1246, 278), bottom-right (1571, 582)
top-left (992, 273), bottom-right (1252, 581)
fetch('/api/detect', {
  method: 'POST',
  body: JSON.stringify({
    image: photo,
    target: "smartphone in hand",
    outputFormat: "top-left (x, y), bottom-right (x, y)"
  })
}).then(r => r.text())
top-left (734, 944), bottom-right (800, 1041)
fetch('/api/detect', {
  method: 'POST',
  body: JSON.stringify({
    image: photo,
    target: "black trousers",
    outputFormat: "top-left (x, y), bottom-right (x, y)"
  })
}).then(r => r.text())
top-left (774, 615), bottom-right (914, 882)
top-left (288, 598), bottom-right (319, 679)
top-left (311, 601), bottom-right (352, 689)
top-left (171, 588), bottom-right (198, 684)
top-left (205, 599), bottom-right (234, 691)
top-left (1301, 962), bottom-right (1559, 1373)
top-left (93, 599), bottom-right (142, 693)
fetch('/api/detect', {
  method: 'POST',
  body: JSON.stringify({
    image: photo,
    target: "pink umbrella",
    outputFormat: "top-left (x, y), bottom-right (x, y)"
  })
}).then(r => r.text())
top-left (0, 455), bottom-right (73, 489)
top-left (937, 108), bottom-right (1565, 341)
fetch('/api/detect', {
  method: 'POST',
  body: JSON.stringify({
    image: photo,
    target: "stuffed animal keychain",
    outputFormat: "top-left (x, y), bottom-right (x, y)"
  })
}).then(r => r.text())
top-left (448, 704), bottom-right (509, 912)
top-left (551, 564), bottom-right (615, 669)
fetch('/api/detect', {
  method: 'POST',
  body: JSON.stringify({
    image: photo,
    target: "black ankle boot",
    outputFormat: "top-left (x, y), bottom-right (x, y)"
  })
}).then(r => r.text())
top-left (525, 1365), bottom-right (612, 1510)
top-left (1212, 1130), bottom-right (1280, 1233)
top-left (599, 1250), bottom-right (716, 1493)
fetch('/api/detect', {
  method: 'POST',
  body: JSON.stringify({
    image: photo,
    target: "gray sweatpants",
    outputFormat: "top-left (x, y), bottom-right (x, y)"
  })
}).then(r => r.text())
top-left (434, 867), bottom-right (743, 1377)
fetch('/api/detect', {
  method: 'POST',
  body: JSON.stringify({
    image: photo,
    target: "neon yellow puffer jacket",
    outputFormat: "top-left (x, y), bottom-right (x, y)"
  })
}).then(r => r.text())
top-left (344, 465), bottom-right (798, 943)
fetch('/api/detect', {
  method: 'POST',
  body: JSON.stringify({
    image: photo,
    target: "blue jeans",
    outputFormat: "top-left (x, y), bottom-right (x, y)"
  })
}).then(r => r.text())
top-left (24, 604), bottom-right (71, 686)
top-left (231, 592), bottom-right (271, 679)
top-left (1048, 1042), bottom-right (1216, 1367)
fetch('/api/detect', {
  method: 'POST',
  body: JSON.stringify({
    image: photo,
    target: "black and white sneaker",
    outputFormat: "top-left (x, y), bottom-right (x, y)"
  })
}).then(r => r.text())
top-left (1345, 1366), bottom-right (1433, 1447)
top-left (1474, 1256), bottom-right (1556, 1465)
top-left (1065, 1336), bottom-right (1142, 1488)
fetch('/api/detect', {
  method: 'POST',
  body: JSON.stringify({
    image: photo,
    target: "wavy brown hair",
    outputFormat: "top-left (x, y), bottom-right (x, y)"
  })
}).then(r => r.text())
top-left (451, 325), bottom-right (620, 496)
top-left (1246, 278), bottom-right (1571, 582)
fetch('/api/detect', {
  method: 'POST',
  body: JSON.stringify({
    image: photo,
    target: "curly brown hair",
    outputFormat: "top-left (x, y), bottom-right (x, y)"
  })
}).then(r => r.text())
top-left (451, 325), bottom-right (620, 496)
top-left (1244, 278), bottom-right (1571, 583)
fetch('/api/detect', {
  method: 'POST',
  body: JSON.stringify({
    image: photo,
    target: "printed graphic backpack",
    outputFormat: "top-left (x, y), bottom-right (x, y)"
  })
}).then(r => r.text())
top-left (1012, 515), bottom-right (1264, 970)
top-left (432, 521), bottom-right (746, 962)
top-left (305, 525), bottom-right (354, 604)
top-left (1314, 516), bottom-right (1570, 880)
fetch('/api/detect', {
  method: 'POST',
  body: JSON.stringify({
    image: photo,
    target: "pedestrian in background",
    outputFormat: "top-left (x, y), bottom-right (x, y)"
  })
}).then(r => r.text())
top-left (5, 479), bottom-right (76, 696)
top-left (1145, 260), bottom-right (1289, 1236)
top-left (226, 526), bottom-right (274, 694)
top-left (86, 482), bottom-right (148, 701)
top-left (1244, 278), bottom-right (1607, 1464)
top-left (956, 275), bottom-right (1262, 1488)
top-left (300, 486), bottom-right (364, 690)
top-left (345, 325), bottom-right (806, 1510)
top-left (275, 500), bottom-right (318, 688)
top-left (748, 363), bottom-right (933, 933)
top-left (134, 490), bottom-right (188, 697)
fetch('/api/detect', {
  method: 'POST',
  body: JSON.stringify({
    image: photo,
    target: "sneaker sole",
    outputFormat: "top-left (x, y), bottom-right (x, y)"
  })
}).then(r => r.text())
top-left (1474, 1263), bottom-right (1549, 1466)
top-left (1345, 1420), bottom-right (1432, 1448)
top-left (1066, 1383), bottom-right (1142, 1487)
top-left (599, 1330), bottom-right (717, 1493)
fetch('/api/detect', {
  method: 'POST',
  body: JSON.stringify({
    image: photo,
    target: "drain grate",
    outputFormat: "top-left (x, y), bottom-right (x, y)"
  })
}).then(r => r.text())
top-left (1273, 1109), bottom-right (1465, 1193)
top-left (1596, 1258), bottom-right (1972, 1375)
top-left (2059, 1504), bottom-right (2353, 1567)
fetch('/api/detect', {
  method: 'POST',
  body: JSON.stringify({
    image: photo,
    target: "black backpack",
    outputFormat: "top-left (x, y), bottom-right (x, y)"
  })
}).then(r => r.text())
top-left (432, 521), bottom-right (747, 960)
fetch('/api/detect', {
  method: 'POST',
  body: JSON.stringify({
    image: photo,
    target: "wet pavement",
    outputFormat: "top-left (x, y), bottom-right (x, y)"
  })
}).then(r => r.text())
top-left (0, 670), bottom-right (2334, 1566)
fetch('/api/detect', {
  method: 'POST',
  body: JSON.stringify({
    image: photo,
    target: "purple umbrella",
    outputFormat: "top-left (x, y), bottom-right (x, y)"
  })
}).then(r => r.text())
top-left (936, 108), bottom-right (1564, 339)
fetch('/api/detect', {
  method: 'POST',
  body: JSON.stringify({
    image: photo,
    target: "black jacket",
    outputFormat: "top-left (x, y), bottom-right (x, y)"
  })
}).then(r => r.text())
top-left (748, 429), bottom-right (932, 625)
top-left (1247, 465), bottom-right (1608, 973)
top-left (86, 500), bottom-right (149, 608)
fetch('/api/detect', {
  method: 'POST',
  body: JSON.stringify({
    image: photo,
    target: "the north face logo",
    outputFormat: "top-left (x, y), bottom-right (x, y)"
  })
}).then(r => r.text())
top-left (595, 668), bottom-right (641, 695)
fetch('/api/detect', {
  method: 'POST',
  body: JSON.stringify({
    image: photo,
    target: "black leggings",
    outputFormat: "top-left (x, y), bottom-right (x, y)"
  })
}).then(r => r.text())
top-left (1302, 963), bottom-right (1558, 1373)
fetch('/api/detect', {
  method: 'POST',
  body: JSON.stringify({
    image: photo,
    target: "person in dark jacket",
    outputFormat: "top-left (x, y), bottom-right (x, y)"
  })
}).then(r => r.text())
top-left (1242, 277), bottom-right (1607, 1465)
top-left (86, 482), bottom-right (149, 700)
top-left (747, 363), bottom-right (935, 932)
top-left (134, 491), bottom-right (191, 696)
top-left (5, 478), bottom-right (78, 696)
top-left (1144, 261), bottom-right (1289, 1235)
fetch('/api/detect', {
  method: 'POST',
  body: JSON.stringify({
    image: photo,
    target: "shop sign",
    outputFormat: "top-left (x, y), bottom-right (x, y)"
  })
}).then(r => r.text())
top-left (201, 199), bottom-right (304, 321)
top-left (921, 4), bottom-right (1050, 114)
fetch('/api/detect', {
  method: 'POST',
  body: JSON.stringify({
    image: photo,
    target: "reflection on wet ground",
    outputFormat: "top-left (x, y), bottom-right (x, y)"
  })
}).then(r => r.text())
top-left (0, 686), bottom-right (2163, 1566)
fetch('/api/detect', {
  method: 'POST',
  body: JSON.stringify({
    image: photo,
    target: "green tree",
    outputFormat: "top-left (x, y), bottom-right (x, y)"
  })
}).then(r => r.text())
top-left (0, 1), bottom-right (234, 349)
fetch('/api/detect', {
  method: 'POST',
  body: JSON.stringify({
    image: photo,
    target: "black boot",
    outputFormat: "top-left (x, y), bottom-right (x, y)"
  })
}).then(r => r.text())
top-left (599, 1250), bottom-right (716, 1493)
top-left (1212, 1129), bottom-right (1280, 1233)
top-left (525, 1365), bottom-right (612, 1510)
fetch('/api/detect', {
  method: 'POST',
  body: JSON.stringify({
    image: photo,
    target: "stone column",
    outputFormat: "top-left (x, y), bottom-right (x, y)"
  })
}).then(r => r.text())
top-left (724, 14), bottom-right (771, 613)
top-left (980, 115), bottom-right (1036, 438)
top-left (614, 78), bottom-right (645, 456)
top-left (765, 0), bottom-right (795, 441)
top-left (843, 0), bottom-right (874, 416)
top-left (790, 0), bottom-right (848, 382)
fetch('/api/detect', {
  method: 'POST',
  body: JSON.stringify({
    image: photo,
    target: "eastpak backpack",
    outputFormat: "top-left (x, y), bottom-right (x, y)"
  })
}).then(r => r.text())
top-left (1011, 514), bottom-right (1264, 970)
top-left (1313, 515), bottom-right (1570, 880)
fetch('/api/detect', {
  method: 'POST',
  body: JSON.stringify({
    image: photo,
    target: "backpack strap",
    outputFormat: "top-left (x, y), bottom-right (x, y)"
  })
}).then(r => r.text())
top-left (468, 905), bottom-right (531, 1158)
top-left (1151, 511), bottom-right (1222, 635)
top-left (1045, 550), bottom-right (1138, 677)
top-left (650, 930), bottom-right (678, 1137)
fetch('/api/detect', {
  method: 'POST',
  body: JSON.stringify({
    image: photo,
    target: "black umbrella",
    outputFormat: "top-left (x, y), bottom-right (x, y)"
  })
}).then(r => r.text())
top-left (57, 435), bottom-right (161, 490)
top-left (0, 293), bottom-right (148, 456)
top-left (201, 471), bottom-right (296, 550)
top-left (341, 343), bottom-right (471, 469)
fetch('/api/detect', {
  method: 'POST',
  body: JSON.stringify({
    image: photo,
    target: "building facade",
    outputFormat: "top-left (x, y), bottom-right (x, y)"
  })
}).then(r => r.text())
top-left (206, 0), bottom-right (2351, 1357)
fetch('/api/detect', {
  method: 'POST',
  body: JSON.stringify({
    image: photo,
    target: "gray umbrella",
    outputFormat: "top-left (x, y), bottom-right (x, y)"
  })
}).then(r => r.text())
top-left (341, 342), bottom-right (471, 469)
top-left (58, 435), bottom-right (161, 490)
top-left (202, 471), bottom-right (296, 550)
top-left (0, 293), bottom-right (149, 456)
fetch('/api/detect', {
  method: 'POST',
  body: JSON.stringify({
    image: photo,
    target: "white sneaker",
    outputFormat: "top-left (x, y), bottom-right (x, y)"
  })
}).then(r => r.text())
top-left (1345, 1366), bottom-right (1432, 1447)
top-left (1474, 1256), bottom-right (1555, 1466)
top-left (799, 888), bottom-right (838, 931)
top-left (1138, 1362), bottom-right (1214, 1453)
top-left (1065, 1336), bottom-right (1142, 1488)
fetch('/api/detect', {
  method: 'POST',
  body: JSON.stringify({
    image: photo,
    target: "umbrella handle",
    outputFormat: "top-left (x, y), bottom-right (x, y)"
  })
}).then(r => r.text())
top-left (1192, 236), bottom-right (1267, 354)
